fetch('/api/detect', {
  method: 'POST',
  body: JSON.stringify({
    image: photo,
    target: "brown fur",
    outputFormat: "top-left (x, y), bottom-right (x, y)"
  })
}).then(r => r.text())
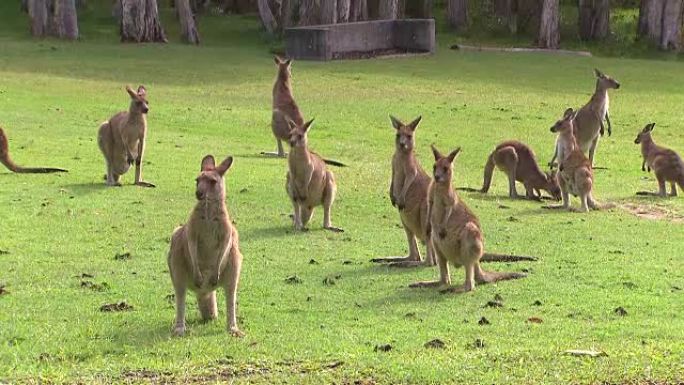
top-left (634, 123), bottom-right (684, 197)
top-left (0, 126), bottom-right (67, 173)
top-left (271, 56), bottom-right (304, 157)
top-left (167, 155), bottom-right (243, 337)
top-left (549, 69), bottom-right (620, 167)
top-left (549, 108), bottom-right (597, 212)
top-left (97, 85), bottom-right (154, 187)
top-left (285, 119), bottom-right (342, 232)
top-left (410, 145), bottom-right (525, 293)
top-left (481, 140), bottom-right (560, 201)
top-left (371, 115), bottom-right (435, 267)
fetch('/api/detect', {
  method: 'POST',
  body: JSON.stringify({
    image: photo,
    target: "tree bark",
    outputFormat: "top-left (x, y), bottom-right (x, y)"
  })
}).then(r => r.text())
top-left (299, 0), bottom-right (320, 25)
top-left (661, 0), bottom-right (683, 49)
top-left (350, 0), bottom-right (367, 21)
top-left (638, 0), bottom-right (683, 50)
top-left (177, 0), bottom-right (200, 44)
top-left (337, 0), bottom-right (350, 22)
top-left (537, 0), bottom-right (559, 48)
top-left (578, 0), bottom-right (610, 40)
top-left (120, 0), bottom-right (167, 43)
top-left (320, 0), bottom-right (337, 24)
top-left (257, 0), bottom-right (277, 33)
top-left (378, 0), bottom-right (398, 20)
top-left (21, 0), bottom-right (29, 12)
top-left (28, 0), bottom-right (49, 36)
top-left (418, 0), bottom-right (433, 18)
top-left (51, 0), bottom-right (79, 39)
top-left (638, 0), bottom-right (662, 40)
top-left (446, 0), bottom-right (468, 30)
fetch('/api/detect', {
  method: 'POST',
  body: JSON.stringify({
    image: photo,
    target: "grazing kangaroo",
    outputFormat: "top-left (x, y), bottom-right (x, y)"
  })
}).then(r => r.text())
top-left (548, 108), bottom-right (598, 212)
top-left (97, 85), bottom-right (154, 187)
top-left (634, 123), bottom-right (684, 197)
top-left (410, 145), bottom-right (525, 293)
top-left (371, 115), bottom-right (435, 267)
top-left (286, 119), bottom-right (342, 232)
top-left (0, 127), bottom-right (67, 173)
top-left (270, 56), bottom-right (304, 158)
top-left (481, 140), bottom-right (560, 201)
top-left (168, 155), bottom-right (243, 337)
top-left (549, 69), bottom-right (620, 168)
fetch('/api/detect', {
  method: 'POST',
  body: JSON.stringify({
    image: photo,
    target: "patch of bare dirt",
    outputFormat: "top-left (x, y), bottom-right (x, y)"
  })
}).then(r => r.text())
top-left (621, 203), bottom-right (684, 223)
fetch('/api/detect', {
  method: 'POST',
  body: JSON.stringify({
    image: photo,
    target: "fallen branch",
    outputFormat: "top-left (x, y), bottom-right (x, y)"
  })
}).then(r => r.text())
top-left (450, 44), bottom-right (592, 57)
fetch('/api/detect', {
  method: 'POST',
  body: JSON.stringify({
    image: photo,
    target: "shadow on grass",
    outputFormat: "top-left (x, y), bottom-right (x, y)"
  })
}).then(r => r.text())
top-left (240, 224), bottom-right (293, 240)
top-left (61, 182), bottom-right (110, 196)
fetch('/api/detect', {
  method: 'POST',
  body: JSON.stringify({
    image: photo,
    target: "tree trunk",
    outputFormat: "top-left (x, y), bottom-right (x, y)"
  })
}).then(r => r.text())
top-left (446, 0), bottom-right (468, 30)
top-left (537, 0), bottom-right (559, 48)
top-left (638, 0), bottom-right (683, 50)
top-left (21, 0), bottom-right (29, 12)
top-left (638, 0), bottom-right (662, 40)
top-left (299, 0), bottom-right (320, 25)
top-left (257, 0), bottom-right (277, 33)
top-left (418, 0), bottom-right (433, 18)
top-left (578, 0), bottom-right (610, 40)
top-left (177, 0), bottom-right (200, 44)
top-left (337, 0), bottom-right (350, 22)
top-left (378, 0), bottom-right (398, 19)
top-left (661, 0), bottom-right (683, 49)
top-left (51, 0), bottom-right (79, 39)
top-left (320, 0), bottom-right (337, 24)
top-left (28, 0), bottom-right (49, 36)
top-left (350, 0), bottom-right (367, 21)
top-left (120, 0), bottom-right (167, 43)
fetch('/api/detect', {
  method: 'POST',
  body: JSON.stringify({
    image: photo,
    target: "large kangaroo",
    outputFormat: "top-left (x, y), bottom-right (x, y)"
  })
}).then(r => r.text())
top-left (0, 126), bottom-right (67, 173)
top-left (97, 85), bottom-right (154, 187)
top-left (410, 145), bottom-right (525, 293)
top-left (371, 115), bottom-right (435, 267)
top-left (270, 56), bottom-right (304, 157)
top-left (286, 119), bottom-right (342, 232)
top-left (634, 123), bottom-right (684, 197)
top-left (549, 69), bottom-right (620, 168)
top-left (168, 155), bottom-right (244, 337)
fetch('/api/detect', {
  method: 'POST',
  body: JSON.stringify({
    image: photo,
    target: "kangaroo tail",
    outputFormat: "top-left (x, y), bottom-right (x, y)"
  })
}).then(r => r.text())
top-left (481, 152), bottom-right (496, 193)
top-left (323, 158), bottom-right (347, 167)
top-left (0, 127), bottom-right (68, 173)
top-left (475, 263), bottom-right (527, 284)
top-left (481, 253), bottom-right (537, 262)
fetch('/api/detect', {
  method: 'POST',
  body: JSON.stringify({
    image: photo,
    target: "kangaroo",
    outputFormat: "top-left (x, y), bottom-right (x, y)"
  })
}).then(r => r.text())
top-left (410, 145), bottom-right (525, 293)
top-left (371, 115), bottom-right (435, 267)
top-left (269, 56), bottom-right (304, 158)
top-left (634, 123), bottom-right (684, 197)
top-left (286, 118), bottom-right (342, 232)
top-left (168, 155), bottom-right (243, 337)
top-left (548, 108), bottom-right (598, 212)
top-left (0, 127), bottom-right (67, 173)
top-left (481, 140), bottom-right (560, 201)
top-left (549, 69), bottom-right (620, 168)
top-left (97, 85), bottom-right (154, 187)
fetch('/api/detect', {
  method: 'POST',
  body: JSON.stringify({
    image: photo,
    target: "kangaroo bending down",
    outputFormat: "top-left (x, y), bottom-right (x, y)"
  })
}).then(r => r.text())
top-left (410, 145), bottom-right (525, 293)
top-left (97, 85), bottom-right (154, 187)
top-left (0, 127), bottom-right (67, 173)
top-left (549, 69), bottom-right (620, 168)
top-left (168, 155), bottom-right (244, 337)
top-left (286, 119), bottom-right (342, 232)
top-left (371, 115), bottom-right (435, 267)
top-left (481, 140), bottom-right (560, 201)
top-left (270, 56), bottom-right (304, 157)
top-left (634, 123), bottom-right (684, 197)
top-left (548, 108), bottom-right (598, 212)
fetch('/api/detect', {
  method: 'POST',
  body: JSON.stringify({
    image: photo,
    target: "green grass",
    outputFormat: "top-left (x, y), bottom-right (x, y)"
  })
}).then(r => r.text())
top-left (1, 1), bottom-right (684, 384)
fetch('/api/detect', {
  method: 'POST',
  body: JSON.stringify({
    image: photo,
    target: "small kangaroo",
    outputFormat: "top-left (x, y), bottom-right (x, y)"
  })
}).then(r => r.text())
top-left (548, 108), bottom-right (597, 212)
top-left (0, 126), bottom-right (67, 173)
top-left (481, 140), bottom-right (560, 201)
top-left (270, 56), bottom-right (304, 157)
top-left (634, 123), bottom-right (684, 197)
top-left (410, 145), bottom-right (525, 293)
top-left (97, 85), bottom-right (154, 187)
top-left (286, 118), bottom-right (342, 232)
top-left (549, 69), bottom-right (620, 168)
top-left (370, 115), bottom-right (435, 267)
top-left (168, 155), bottom-right (243, 337)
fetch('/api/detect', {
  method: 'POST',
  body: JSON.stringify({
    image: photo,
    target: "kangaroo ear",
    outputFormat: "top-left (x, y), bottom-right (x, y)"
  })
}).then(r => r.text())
top-left (563, 108), bottom-right (574, 119)
top-left (201, 155), bottom-right (216, 171)
top-left (648, 122), bottom-right (656, 132)
top-left (216, 156), bottom-right (234, 176)
top-left (447, 147), bottom-right (461, 163)
top-left (594, 68), bottom-right (604, 78)
top-left (274, 56), bottom-right (282, 65)
top-left (430, 144), bottom-right (443, 161)
top-left (302, 118), bottom-right (314, 132)
top-left (285, 59), bottom-right (292, 66)
top-left (125, 85), bottom-right (137, 98)
top-left (407, 116), bottom-right (422, 131)
top-left (389, 115), bottom-right (403, 130)
top-left (137, 85), bottom-right (147, 97)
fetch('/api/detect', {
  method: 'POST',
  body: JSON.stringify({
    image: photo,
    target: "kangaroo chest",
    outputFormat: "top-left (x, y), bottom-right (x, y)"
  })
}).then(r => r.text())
top-left (190, 213), bottom-right (232, 274)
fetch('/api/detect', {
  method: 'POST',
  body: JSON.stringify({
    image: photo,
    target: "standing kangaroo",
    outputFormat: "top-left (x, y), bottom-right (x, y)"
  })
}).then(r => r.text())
top-left (270, 56), bottom-right (304, 158)
top-left (481, 140), bottom-right (560, 201)
top-left (286, 118), bottom-right (342, 232)
top-left (549, 69), bottom-right (620, 168)
top-left (634, 123), bottom-right (684, 197)
top-left (410, 145), bottom-right (525, 293)
top-left (371, 115), bottom-right (435, 267)
top-left (168, 155), bottom-right (243, 337)
top-left (0, 127), bottom-right (67, 173)
top-left (97, 85), bottom-right (154, 187)
top-left (548, 108), bottom-right (598, 212)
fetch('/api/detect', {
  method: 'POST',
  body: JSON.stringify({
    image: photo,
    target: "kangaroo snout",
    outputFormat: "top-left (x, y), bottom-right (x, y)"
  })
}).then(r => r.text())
top-left (196, 190), bottom-right (204, 200)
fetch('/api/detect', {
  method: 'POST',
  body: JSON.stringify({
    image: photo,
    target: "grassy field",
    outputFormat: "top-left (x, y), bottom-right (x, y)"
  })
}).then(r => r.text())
top-left (1, 1), bottom-right (684, 384)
